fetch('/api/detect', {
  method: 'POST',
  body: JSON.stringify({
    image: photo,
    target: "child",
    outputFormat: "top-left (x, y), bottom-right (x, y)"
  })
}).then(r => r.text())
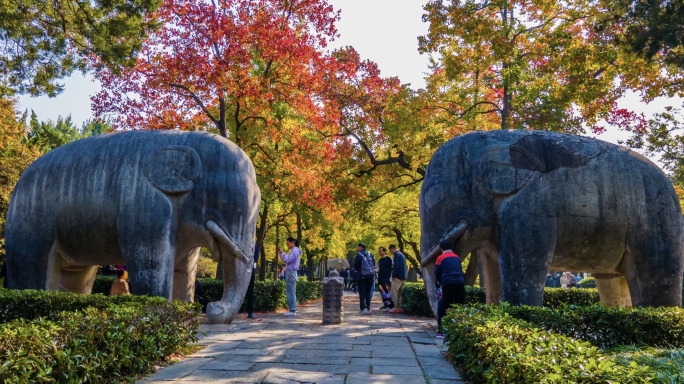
top-left (380, 285), bottom-right (394, 310)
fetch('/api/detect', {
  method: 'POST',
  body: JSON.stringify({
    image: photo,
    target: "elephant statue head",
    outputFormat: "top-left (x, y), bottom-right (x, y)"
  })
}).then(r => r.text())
top-left (143, 136), bottom-right (261, 324)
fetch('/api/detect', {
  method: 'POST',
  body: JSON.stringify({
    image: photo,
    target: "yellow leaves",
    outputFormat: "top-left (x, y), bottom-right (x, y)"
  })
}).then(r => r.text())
top-left (675, 184), bottom-right (684, 208)
top-left (0, 97), bottom-right (41, 242)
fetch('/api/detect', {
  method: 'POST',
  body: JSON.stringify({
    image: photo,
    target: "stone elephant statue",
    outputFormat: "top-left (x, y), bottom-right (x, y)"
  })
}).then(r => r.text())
top-left (5, 131), bottom-right (260, 324)
top-left (420, 130), bottom-right (683, 312)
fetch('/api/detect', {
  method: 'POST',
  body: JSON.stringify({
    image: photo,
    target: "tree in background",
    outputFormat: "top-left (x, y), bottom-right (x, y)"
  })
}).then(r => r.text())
top-left (26, 113), bottom-right (112, 152)
top-left (0, 97), bottom-right (40, 262)
top-left (419, 0), bottom-right (678, 133)
top-left (0, 0), bottom-right (160, 96)
top-left (604, 0), bottom-right (684, 71)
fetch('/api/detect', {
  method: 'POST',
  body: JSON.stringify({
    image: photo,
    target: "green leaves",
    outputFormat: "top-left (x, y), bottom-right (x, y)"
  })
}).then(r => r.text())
top-left (0, 0), bottom-right (160, 96)
top-left (0, 289), bottom-right (200, 383)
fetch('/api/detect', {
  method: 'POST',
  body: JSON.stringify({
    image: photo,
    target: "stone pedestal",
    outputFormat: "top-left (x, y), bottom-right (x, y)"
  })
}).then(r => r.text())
top-left (322, 270), bottom-right (344, 324)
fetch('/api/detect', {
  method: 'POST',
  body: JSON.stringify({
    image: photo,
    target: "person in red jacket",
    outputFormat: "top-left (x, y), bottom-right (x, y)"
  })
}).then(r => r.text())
top-left (435, 241), bottom-right (465, 339)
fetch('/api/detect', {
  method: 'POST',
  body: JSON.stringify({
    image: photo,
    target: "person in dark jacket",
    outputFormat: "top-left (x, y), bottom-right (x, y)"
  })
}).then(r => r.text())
top-left (377, 247), bottom-right (393, 309)
top-left (435, 240), bottom-right (465, 339)
top-left (354, 243), bottom-right (375, 314)
top-left (388, 245), bottom-right (407, 313)
top-left (340, 268), bottom-right (349, 290)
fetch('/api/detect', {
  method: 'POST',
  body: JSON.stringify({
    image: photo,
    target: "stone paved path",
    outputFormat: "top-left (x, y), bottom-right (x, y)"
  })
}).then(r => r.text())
top-left (139, 291), bottom-right (464, 384)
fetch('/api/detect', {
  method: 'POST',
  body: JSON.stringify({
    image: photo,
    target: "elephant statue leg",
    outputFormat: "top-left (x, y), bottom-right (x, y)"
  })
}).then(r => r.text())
top-left (623, 235), bottom-right (683, 307)
top-left (118, 200), bottom-right (175, 299)
top-left (6, 229), bottom-right (57, 291)
top-left (172, 247), bottom-right (201, 301)
top-left (498, 205), bottom-right (556, 306)
top-left (54, 264), bottom-right (99, 294)
top-left (477, 244), bottom-right (502, 304)
top-left (594, 273), bottom-right (632, 307)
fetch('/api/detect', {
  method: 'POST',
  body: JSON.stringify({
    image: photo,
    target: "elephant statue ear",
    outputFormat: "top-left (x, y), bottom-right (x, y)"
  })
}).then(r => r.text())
top-left (143, 146), bottom-right (202, 194)
top-left (478, 146), bottom-right (540, 196)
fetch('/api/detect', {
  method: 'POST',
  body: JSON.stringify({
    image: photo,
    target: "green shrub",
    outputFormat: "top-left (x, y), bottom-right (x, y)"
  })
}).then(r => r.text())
top-left (92, 276), bottom-right (322, 312)
top-left (194, 278), bottom-right (322, 312)
top-left (92, 274), bottom-right (116, 295)
top-left (579, 276), bottom-right (596, 288)
top-left (0, 288), bottom-right (170, 323)
top-left (296, 280), bottom-right (323, 304)
top-left (612, 347), bottom-right (684, 382)
top-left (505, 304), bottom-right (684, 349)
top-left (402, 283), bottom-right (434, 317)
top-left (442, 304), bottom-right (655, 383)
top-left (0, 293), bottom-right (200, 383)
top-left (400, 284), bottom-right (599, 317)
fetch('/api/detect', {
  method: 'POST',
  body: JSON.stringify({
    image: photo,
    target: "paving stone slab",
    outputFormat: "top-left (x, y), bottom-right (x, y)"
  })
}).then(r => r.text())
top-left (280, 355), bottom-right (349, 364)
top-left (425, 362), bottom-right (464, 380)
top-left (141, 358), bottom-right (213, 381)
top-left (345, 372), bottom-right (427, 384)
top-left (282, 349), bottom-right (370, 357)
top-left (179, 369), bottom-right (267, 382)
top-left (198, 360), bottom-right (254, 371)
top-left (350, 357), bottom-right (416, 366)
top-left (371, 348), bottom-right (416, 358)
top-left (261, 370), bottom-right (343, 384)
top-left (214, 354), bottom-right (284, 363)
top-left (253, 363), bottom-right (357, 375)
top-left (371, 364), bottom-right (424, 376)
top-left (411, 343), bottom-right (443, 357)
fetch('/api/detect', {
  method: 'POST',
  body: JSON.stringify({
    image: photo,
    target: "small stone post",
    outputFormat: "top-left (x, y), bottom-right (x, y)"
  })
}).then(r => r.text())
top-left (322, 270), bottom-right (344, 324)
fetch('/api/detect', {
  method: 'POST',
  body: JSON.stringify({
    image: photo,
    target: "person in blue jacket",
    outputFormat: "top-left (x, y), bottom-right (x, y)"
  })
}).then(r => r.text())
top-left (435, 240), bottom-right (465, 339)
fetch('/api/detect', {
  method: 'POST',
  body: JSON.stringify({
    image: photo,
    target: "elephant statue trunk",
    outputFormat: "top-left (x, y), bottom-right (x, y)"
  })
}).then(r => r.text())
top-left (420, 219), bottom-right (469, 268)
top-left (205, 220), bottom-right (253, 324)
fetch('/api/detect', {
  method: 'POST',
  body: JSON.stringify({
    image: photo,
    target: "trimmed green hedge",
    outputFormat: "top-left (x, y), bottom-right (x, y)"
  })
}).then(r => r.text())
top-left (0, 288), bottom-right (171, 323)
top-left (579, 276), bottom-right (596, 288)
top-left (442, 304), bottom-right (657, 383)
top-left (0, 290), bottom-right (200, 383)
top-left (400, 284), bottom-right (600, 317)
top-left (91, 276), bottom-right (323, 313)
top-left (506, 304), bottom-right (684, 349)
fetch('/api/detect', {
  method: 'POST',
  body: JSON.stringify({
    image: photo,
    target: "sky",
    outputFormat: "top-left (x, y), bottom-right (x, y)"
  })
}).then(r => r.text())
top-left (16, 1), bottom-right (682, 157)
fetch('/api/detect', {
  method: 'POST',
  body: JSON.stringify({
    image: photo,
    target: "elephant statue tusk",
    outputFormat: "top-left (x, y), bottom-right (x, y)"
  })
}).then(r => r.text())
top-left (206, 220), bottom-right (251, 264)
top-left (421, 219), bottom-right (469, 268)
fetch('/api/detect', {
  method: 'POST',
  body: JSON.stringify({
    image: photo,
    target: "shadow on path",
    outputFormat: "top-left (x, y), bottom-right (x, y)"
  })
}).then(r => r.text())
top-left (138, 291), bottom-right (464, 384)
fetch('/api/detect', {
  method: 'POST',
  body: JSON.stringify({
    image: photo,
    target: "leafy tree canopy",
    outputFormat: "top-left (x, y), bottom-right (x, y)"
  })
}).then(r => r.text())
top-left (0, 0), bottom-right (160, 97)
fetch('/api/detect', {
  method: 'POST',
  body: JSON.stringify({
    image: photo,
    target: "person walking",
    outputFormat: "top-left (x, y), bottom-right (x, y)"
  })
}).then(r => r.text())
top-left (388, 244), bottom-right (407, 314)
top-left (354, 243), bottom-right (375, 314)
top-left (435, 241), bottom-right (465, 339)
top-left (279, 237), bottom-right (302, 316)
top-left (377, 247), bottom-right (393, 310)
top-left (340, 268), bottom-right (349, 290)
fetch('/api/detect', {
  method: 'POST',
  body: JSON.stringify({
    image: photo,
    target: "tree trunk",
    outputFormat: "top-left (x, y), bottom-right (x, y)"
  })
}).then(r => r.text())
top-left (256, 204), bottom-right (269, 281)
top-left (273, 222), bottom-right (280, 280)
top-left (306, 248), bottom-right (314, 281)
top-left (463, 252), bottom-right (479, 286)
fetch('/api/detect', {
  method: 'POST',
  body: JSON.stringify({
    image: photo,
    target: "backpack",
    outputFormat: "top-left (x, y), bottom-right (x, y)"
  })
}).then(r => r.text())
top-left (359, 251), bottom-right (375, 277)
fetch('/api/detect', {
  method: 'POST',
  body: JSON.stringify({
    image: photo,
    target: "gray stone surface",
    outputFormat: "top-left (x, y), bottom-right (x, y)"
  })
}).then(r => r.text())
top-left (5, 131), bottom-right (261, 324)
top-left (322, 270), bottom-right (344, 325)
top-left (137, 292), bottom-right (464, 383)
top-left (421, 130), bottom-right (684, 310)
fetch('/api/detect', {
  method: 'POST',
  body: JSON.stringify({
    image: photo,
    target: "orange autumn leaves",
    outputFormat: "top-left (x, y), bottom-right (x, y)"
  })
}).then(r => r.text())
top-left (91, 0), bottom-right (399, 219)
